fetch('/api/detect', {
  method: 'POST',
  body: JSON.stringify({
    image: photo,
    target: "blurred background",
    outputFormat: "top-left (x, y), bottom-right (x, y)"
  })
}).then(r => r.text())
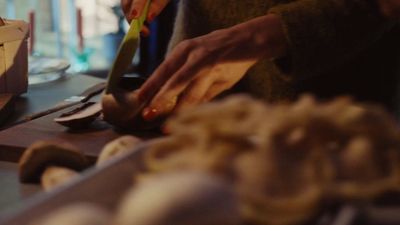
top-left (0, 0), bottom-right (177, 79)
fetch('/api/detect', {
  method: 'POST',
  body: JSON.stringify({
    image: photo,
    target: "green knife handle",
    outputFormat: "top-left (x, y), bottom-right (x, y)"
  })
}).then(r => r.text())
top-left (106, 0), bottom-right (151, 94)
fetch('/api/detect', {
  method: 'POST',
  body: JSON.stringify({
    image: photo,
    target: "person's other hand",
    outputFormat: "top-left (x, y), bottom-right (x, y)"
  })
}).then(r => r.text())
top-left (121, 0), bottom-right (170, 22)
top-left (138, 14), bottom-right (288, 121)
top-left (379, 0), bottom-right (400, 18)
top-left (121, 0), bottom-right (170, 36)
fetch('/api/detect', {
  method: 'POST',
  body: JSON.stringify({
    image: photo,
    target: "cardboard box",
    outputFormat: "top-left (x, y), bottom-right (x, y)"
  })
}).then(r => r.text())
top-left (0, 20), bottom-right (29, 95)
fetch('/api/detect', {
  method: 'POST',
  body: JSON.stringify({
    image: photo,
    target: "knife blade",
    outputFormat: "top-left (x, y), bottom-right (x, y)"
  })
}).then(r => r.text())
top-left (0, 17), bottom-right (5, 26)
top-left (105, 0), bottom-right (150, 94)
top-left (0, 82), bottom-right (106, 130)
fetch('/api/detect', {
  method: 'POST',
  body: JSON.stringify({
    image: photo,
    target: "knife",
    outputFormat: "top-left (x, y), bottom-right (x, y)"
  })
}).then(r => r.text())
top-left (105, 0), bottom-right (150, 94)
top-left (0, 82), bottom-right (106, 130)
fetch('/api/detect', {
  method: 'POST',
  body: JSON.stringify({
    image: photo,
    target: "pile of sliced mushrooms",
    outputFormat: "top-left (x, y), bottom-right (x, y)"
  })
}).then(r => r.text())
top-left (22, 94), bottom-right (400, 225)
top-left (19, 135), bottom-right (142, 192)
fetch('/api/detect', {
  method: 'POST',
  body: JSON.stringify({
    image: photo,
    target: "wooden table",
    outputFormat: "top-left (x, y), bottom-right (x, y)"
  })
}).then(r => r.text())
top-left (0, 74), bottom-right (105, 218)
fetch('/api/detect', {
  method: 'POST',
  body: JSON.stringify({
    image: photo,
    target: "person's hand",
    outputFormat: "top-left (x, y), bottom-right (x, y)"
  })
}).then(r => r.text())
top-left (379, 0), bottom-right (400, 18)
top-left (121, 0), bottom-right (170, 35)
top-left (138, 14), bottom-right (288, 121)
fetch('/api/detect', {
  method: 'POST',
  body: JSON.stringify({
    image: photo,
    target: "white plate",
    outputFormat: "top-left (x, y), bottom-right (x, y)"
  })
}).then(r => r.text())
top-left (28, 57), bottom-right (70, 85)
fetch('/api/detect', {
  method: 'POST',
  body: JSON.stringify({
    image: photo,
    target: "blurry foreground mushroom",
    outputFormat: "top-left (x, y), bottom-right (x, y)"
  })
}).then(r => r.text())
top-left (141, 94), bottom-right (400, 225)
top-left (96, 135), bottom-right (142, 166)
top-left (30, 202), bottom-right (112, 225)
top-left (114, 172), bottom-right (241, 225)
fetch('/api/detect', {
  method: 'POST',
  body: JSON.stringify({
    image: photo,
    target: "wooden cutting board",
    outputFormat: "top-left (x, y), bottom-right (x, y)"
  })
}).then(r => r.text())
top-left (0, 104), bottom-right (161, 163)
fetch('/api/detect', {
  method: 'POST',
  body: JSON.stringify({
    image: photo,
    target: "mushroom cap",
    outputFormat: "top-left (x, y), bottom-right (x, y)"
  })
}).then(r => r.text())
top-left (30, 202), bottom-right (112, 225)
top-left (114, 172), bottom-right (240, 225)
top-left (54, 102), bottom-right (102, 129)
top-left (19, 141), bottom-right (88, 183)
top-left (96, 135), bottom-right (142, 166)
top-left (101, 90), bottom-right (159, 131)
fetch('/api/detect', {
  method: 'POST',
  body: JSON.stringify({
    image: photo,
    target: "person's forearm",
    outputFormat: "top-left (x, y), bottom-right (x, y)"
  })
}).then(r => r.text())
top-left (228, 14), bottom-right (288, 60)
top-left (379, 0), bottom-right (400, 18)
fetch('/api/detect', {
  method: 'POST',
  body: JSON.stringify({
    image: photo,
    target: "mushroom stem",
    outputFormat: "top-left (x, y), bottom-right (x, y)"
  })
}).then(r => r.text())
top-left (18, 141), bottom-right (88, 183)
top-left (41, 166), bottom-right (79, 192)
top-left (114, 172), bottom-right (240, 225)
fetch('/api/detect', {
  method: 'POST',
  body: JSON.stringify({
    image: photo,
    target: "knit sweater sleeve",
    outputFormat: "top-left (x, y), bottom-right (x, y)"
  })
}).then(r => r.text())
top-left (268, 0), bottom-right (394, 80)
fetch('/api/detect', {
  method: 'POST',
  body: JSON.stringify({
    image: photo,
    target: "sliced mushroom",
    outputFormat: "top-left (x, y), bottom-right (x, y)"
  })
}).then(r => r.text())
top-left (54, 102), bottom-right (102, 129)
top-left (114, 172), bottom-right (240, 225)
top-left (19, 141), bottom-right (88, 183)
top-left (96, 135), bottom-right (142, 166)
top-left (102, 65), bottom-right (157, 130)
top-left (30, 202), bottom-right (112, 225)
top-left (41, 166), bottom-right (79, 192)
top-left (102, 90), bottom-right (159, 131)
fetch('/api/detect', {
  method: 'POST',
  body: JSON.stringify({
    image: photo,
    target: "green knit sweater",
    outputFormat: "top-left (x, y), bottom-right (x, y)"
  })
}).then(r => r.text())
top-left (168, 0), bottom-right (400, 116)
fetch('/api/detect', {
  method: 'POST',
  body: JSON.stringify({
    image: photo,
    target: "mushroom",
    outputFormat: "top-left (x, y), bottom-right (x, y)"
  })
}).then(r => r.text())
top-left (54, 102), bottom-right (102, 129)
top-left (114, 172), bottom-right (240, 225)
top-left (96, 135), bottom-right (142, 166)
top-left (102, 90), bottom-right (158, 131)
top-left (41, 166), bottom-right (79, 192)
top-left (30, 202), bottom-right (112, 225)
top-left (18, 141), bottom-right (88, 185)
top-left (101, 2), bottom-right (157, 131)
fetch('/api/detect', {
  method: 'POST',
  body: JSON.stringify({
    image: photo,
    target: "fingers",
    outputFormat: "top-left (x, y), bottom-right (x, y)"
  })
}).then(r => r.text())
top-left (123, 0), bottom-right (170, 22)
top-left (138, 40), bottom-right (193, 102)
top-left (121, 0), bottom-right (132, 20)
top-left (141, 25), bottom-right (150, 37)
top-left (174, 77), bottom-right (213, 111)
top-left (143, 78), bottom-right (229, 121)
top-left (143, 58), bottom-right (210, 120)
top-left (138, 38), bottom-right (227, 121)
top-left (139, 43), bottom-right (192, 121)
top-left (126, 0), bottom-right (147, 21)
top-left (166, 81), bottom-right (229, 132)
top-left (202, 82), bottom-right (231, 102)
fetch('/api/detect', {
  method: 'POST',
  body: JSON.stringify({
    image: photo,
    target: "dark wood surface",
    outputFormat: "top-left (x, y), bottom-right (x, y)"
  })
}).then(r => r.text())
top-left (0, 106), bottom-right (159, 162)
top-left (0, 74), bottom-right (160, 162)
top-left (0, 74), bottom-right (119, 218)
top-left (0, 74), bottom-right (120, 162)
top-left (0, 161), bottom-right (40, 219)
top-left (0, 143), bottom-right (150, 225)
top-left (0, 107), bottom-right (122, 162)
top-left (0, 74), bottom-right (161, 219)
